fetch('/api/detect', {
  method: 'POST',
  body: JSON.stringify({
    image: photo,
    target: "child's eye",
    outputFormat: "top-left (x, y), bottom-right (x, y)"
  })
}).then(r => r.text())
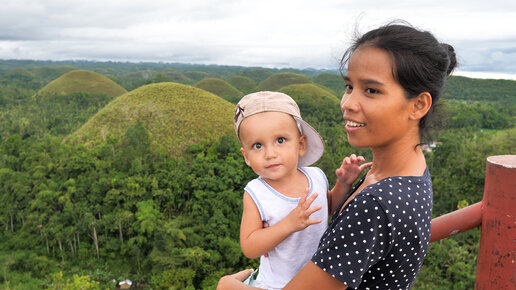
top-left (365, 88), bottom-right (379, 94)
top-left (276, 137), bottom-right (286, 144)
top-left (345, 84), bottom-right (353, 93)
top-left (252, 143), bottom-right (262, 149)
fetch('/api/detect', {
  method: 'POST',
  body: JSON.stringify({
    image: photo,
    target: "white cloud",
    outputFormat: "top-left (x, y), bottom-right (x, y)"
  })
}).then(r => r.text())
top-left (1, 0), bottom-right (516, 76)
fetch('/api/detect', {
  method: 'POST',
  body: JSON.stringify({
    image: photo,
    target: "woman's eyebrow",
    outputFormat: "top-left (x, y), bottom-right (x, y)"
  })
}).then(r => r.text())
top-left (344, 75), bottom-right (385, 86)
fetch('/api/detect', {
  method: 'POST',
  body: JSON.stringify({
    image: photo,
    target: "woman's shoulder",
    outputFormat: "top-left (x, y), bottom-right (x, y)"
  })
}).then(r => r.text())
top-left (366, 168), bottom-right (431, 193)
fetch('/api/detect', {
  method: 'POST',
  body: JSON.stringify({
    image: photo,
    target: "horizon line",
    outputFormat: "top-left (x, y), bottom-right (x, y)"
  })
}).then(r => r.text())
top-left (2, 58), bottom-right (516, 81)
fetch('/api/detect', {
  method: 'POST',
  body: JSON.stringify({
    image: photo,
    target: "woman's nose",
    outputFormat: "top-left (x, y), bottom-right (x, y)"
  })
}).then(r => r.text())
top-left (341, 93), bottom-right (359, 112)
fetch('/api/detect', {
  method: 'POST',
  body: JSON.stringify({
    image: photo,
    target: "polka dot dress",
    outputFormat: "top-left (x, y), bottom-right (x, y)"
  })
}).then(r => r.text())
top-left (312, 169), bottom-right (433, 289)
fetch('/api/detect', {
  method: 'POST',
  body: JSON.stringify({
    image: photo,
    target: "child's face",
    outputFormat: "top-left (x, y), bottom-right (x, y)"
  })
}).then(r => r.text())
top-left (239, 111), bottom-right (307, 184)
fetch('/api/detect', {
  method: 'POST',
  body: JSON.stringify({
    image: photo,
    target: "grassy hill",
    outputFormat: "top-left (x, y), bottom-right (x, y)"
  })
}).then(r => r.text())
top-left (279, 83), bottom-right (340, 125)
top-left (240, 69), bottom-right (274, 82)
top-left (313, 73), bottom-right (345, 96)
top-left (195, 78), bottom-right (243, 103)
top-left (164, 72), bottom-right (194, 85)
top-left (36, 70), bottom-right (127, 97)
top-left (184, 71), bottom-right (209, 82)
top-left (226, 75), bottom-right (257, 94)
top-left (67, 82), bottom-right (235, 156)
top-left (257, 72), bottom-right (312, 91)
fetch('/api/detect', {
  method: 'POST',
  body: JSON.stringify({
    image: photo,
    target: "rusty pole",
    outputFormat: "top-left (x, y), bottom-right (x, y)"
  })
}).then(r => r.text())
top-left (475, 155), bottom-right (516, 289)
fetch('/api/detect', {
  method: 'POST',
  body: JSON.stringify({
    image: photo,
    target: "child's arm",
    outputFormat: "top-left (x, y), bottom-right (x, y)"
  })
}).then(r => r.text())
top-left (240, 188), bottom-right (322, 259)
top-left (327, 154), bottom-right (372, 215)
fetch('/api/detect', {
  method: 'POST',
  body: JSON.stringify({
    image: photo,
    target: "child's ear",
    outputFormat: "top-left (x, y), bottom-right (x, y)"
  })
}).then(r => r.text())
top-left (240, 147), bottom-right (251, 167)
top-left (409, 92), bottom-right (432, 121)
top-left (298, 135), bottom-right (307, 157)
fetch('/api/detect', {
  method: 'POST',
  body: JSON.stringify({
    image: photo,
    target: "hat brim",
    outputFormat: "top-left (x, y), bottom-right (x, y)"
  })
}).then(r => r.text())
top-left (295, 117), bottom-right (325, 167)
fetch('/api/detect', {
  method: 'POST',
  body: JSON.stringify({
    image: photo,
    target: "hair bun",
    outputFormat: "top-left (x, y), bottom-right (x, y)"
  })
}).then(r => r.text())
top-left (441, 43), bottom-right (457, 75)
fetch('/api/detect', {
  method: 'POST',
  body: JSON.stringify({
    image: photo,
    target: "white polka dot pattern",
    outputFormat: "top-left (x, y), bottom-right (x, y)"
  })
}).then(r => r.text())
top-left (312, 170), bottom-right (433, 289)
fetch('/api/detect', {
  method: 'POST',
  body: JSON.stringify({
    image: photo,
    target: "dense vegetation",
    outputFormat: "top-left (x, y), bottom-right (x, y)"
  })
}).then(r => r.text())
top-left (0, 59), bottom-right (514, 289)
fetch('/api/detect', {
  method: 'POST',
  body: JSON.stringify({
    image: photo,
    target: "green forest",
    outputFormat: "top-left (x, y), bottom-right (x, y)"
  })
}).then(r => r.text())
top-left (0, 59), bottom-right (514, 289)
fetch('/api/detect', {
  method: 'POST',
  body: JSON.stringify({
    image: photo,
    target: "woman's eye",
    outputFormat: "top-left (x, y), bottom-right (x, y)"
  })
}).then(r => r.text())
top-left (252, 143), bottom-right (262, 149)
top-left (276, 137), bottom-right (286, 144)
top-left (345, 84), bottom-right (353, 92)
top-left (365, 88), bottom-right (379, 94)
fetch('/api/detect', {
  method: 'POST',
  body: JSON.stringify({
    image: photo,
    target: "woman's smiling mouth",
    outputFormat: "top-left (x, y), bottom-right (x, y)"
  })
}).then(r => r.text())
top-left (346, 120), bottom-right (366, 127)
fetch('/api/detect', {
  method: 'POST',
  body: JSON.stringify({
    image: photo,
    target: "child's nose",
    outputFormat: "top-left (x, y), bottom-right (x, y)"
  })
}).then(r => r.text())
top-left (264, 146), bottom-right (277, 159)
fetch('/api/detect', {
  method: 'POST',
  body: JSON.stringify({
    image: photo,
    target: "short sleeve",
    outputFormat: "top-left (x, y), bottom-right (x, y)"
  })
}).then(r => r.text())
top-left (311, 195), bottom-right (391, 288)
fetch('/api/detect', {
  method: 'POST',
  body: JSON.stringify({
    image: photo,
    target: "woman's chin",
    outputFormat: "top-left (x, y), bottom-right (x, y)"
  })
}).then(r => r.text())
top-left (346, 136), bottom-right (366, 148)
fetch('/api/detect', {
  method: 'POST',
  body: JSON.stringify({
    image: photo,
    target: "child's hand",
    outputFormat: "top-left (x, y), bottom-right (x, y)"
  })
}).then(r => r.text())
top-left (284, 188), bottom-right (322, 233)
top-left (336, 154), bottom-right (372, 186)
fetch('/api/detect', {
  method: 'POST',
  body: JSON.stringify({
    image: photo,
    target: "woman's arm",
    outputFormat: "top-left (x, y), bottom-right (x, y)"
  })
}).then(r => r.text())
top-left (217, 262), bottom-right (348, 290)
top-left (240, 190), bottom-right (322, 258)
top-left (284, 261), bottom-right (348, 290)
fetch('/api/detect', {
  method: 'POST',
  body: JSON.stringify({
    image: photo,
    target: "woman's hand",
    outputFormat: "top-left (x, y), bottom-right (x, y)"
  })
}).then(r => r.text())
top-left (217, 269), bottom-right (256, 290)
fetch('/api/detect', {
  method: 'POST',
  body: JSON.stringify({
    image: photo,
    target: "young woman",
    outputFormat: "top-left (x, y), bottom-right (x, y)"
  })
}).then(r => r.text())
top-left (218, 22), bottom-right (457, 290)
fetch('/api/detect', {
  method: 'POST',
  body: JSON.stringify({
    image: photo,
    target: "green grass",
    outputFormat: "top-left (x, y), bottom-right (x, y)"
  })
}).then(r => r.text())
top-left (313, 73), bottom-right (345, 96)
top-left (226, 75), bottom-right (257, 94)
top-left (195, 78), bottom-right (243, 103)
top-left (280, 83), bottom-right (339, 101)
top-left (239, 69), bottom-right (274, 82)
top-left (36, 70), bottom-right (127, 97)
top-left (279, 83), bottom-right (340, 121)
top-left (164, 72), bottom-right (194, 85)
top-left (66, 82), bottom-right (235, 156)
top-left (184, 71), bottom-right (209, 82)
top-left (257, 72), bottom-right (312, 91)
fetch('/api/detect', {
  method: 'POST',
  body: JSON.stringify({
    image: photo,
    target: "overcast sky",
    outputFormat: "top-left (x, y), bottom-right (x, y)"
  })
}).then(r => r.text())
top-left (1, 0), bottom-right (516, 79)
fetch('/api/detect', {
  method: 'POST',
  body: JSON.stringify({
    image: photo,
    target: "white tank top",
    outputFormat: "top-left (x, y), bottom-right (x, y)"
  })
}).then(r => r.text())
top-left (244, 167), bottom-right (329, 289)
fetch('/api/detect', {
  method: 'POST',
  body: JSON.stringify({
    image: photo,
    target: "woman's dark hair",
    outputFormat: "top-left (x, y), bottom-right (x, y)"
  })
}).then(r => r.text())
top-left (340, 22), bottom-right (457, 141)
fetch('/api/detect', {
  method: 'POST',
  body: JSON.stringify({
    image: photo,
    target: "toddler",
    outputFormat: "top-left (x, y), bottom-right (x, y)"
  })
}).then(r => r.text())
top-left (234, 91), bottom-right (370, 289)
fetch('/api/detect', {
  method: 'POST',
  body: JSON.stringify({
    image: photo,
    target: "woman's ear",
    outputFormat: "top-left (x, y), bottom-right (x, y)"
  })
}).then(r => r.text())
top-left (298, 135), bottom-right (307, 157)
top-left (409, 92), bottom-right (432, 120)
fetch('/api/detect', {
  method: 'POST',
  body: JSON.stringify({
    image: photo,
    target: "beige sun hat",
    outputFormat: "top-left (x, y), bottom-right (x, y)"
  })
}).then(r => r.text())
top-left (234, 91), bottom-right (324, 167)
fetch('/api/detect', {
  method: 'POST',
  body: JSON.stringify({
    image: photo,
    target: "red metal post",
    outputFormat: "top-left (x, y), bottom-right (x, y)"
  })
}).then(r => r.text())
top-left (475, 155), bottom-right (516, 290)
top-left (430, 201), bottom-right (482, 243)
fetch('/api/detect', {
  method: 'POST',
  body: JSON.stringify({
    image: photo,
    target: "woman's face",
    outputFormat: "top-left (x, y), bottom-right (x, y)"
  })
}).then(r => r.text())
top-left (341, 46), bottom-right (416, 149)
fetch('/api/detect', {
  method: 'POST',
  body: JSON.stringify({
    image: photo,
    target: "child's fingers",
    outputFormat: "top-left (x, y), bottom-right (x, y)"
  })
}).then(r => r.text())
top-left (297, 187), bottom-right (309, 206)
top-left (306, 218), bottom-right (322, 225)
top-left (306, 205), bottom-right (323, 216)
top-left (302, 192), bottom-right (318, 209)
top-left (359, 162), bottom-right (373, 171)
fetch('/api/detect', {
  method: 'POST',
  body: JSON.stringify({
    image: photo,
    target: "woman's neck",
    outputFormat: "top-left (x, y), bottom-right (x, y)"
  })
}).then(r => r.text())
top-left (367, 134), bottom-right (427, 181)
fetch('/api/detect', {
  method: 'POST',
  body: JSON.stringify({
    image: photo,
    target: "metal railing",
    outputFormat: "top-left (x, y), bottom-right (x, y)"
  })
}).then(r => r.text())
top-left (429, 155), bottom-right (516, 289)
